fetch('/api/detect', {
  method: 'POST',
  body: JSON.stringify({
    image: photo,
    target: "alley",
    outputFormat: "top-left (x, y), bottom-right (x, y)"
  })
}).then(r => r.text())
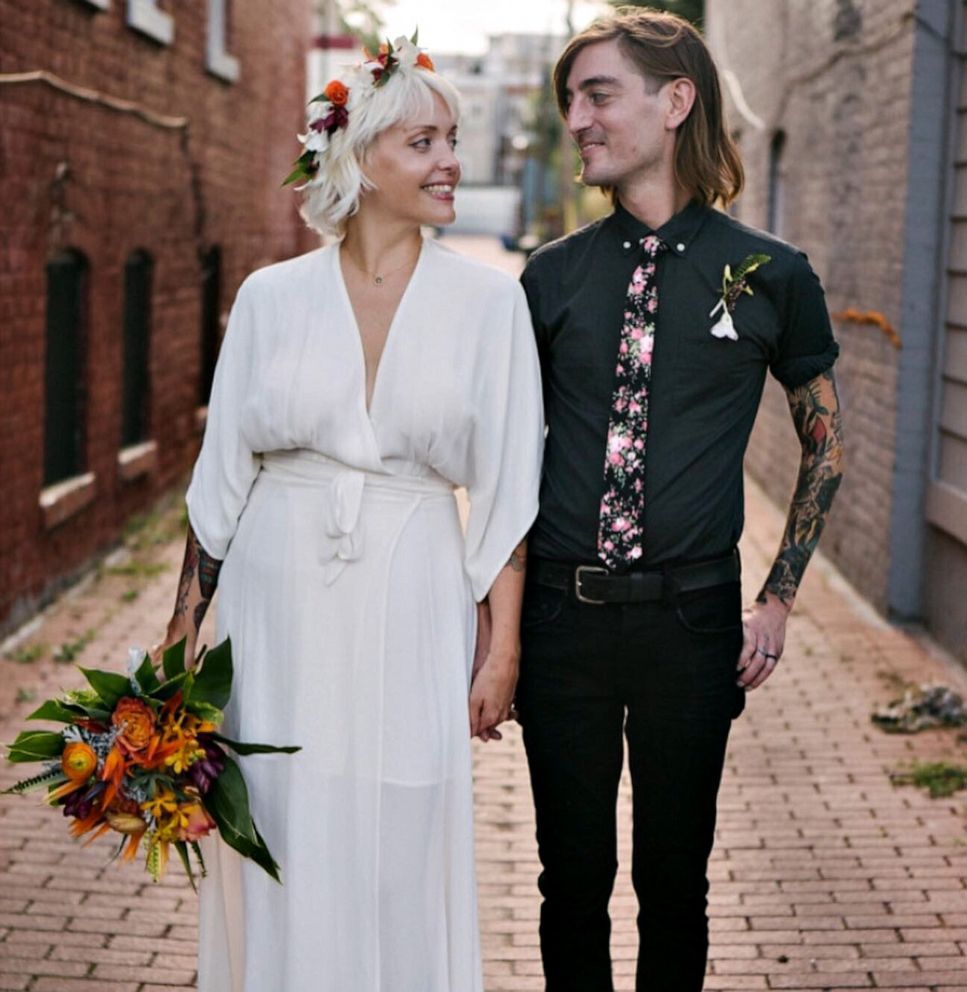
top-left (1, 239), bottom-right (966, 992)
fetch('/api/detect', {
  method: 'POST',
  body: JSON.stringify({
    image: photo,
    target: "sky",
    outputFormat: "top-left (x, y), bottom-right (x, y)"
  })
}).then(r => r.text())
top-left (378, 0), bottom-right (605, 55)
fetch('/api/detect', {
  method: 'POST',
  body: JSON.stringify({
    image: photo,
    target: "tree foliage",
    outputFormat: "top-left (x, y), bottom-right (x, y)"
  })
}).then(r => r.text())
top-left (610, 0), bottom-right (704, 30)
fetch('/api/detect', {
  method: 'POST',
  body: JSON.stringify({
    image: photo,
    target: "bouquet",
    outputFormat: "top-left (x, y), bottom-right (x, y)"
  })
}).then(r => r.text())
top-left (3, 638), bottom-right (298, 886)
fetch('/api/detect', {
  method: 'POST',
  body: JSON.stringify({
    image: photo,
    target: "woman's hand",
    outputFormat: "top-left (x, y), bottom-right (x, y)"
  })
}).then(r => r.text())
top-left (469, 646), bottom-right (519, 742)
top-left (149, 622), bottom-right (197, 670)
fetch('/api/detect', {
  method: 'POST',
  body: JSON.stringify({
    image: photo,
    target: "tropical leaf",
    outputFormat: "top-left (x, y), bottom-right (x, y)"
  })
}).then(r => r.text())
top-left (189, 638), bottom-right (232, 710)
top-left (27, 699), bottom-right (89, 724)
top-left (174, 841), bottom-right (197, 892)
top-left (6, 730), bottom-right (64, 763)
top-left (162, 638), bottom-right (187, 682)
top-left (78, 667), bottom-right (131, 709)
top-left (211, 733), bottom-right (300, 756)
top-left (205, 756), bottom-right (281, 882)
top-left (133, 652), bottom-right (161, 694)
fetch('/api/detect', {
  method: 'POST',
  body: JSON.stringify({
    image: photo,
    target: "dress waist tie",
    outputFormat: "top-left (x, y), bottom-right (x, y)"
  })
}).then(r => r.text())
top-left (259, 449), bottom-right (455, 585)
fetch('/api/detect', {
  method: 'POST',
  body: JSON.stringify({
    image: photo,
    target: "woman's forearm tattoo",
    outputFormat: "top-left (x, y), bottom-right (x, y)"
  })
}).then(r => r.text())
top-left (506, 543), bottom-right (527, 574)
top-left (174, 527), bottom-right (223, 633)
top-left (760, 369), bottom-right (844, 607)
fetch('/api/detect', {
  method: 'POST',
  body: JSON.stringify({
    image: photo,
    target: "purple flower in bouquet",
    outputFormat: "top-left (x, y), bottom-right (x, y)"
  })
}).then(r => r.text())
top-left (62, 787), bottom-right (96, 820)
top-left (188, 735), bottom-right (226, 795)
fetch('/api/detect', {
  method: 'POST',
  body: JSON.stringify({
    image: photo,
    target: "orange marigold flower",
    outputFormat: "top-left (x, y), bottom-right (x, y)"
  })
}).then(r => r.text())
top-left (324, 79), bottom-right (349, 107)
top-left (112, 697), bottom-right (156, 751)
top-left (416, 53), bottom-right (434, 71)
top-left (61, 741), bottom-right (97, 782)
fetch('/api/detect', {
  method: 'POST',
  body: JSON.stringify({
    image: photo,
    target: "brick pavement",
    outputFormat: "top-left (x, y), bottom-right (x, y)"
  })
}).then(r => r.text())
top-left (2, 241), bottom-right (967, 990)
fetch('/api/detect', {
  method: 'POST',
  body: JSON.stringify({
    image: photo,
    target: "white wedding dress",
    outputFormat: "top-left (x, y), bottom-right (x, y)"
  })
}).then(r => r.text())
top-left (185, 238), bottom-right (543, 992)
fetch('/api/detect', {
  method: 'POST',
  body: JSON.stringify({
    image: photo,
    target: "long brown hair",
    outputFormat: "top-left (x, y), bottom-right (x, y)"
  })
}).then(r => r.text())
top-left (553, 7), bottom-right (744, 207)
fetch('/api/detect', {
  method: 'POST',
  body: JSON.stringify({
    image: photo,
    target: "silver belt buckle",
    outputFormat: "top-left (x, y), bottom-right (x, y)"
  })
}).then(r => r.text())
top-left (574, 565), bottom-right (609, 605)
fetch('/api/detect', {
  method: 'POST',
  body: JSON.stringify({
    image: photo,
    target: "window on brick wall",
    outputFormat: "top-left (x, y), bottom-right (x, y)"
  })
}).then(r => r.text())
top-left (120, 250), bottom-right (153, 448)
top-left (43, 250), bottom-right (89, 486)
top-left (200, 245), bottom-right (222, 405)
top-left (767, 129), bottom-right (786, 236)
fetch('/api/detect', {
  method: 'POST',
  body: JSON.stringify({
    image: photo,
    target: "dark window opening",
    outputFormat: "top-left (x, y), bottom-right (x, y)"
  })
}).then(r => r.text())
top-left (44, 250), bottom-right (89, 486)
top-left (121, 250), bottom-right (153, 447)
top-left (767, 130), bottom-right (786, 236)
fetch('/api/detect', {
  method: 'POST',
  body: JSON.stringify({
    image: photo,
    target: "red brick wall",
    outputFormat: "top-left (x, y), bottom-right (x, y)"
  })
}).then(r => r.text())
top-left (0, 0), bottom-right (315, 634)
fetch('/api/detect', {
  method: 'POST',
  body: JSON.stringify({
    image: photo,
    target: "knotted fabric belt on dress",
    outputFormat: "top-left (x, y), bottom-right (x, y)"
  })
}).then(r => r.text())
top-left (259, 450), bottom-right (455, 585)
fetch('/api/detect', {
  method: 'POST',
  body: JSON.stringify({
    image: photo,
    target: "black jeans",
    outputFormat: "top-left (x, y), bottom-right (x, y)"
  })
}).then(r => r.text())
top-left (516, 572), bottom-right (745, 992)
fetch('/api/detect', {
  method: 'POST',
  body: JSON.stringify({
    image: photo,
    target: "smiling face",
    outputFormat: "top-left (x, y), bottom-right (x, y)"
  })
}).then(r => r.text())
top-left (564, 39), bottom-right (678, 197)
top-left (359, 90), bottom-right (461, 228)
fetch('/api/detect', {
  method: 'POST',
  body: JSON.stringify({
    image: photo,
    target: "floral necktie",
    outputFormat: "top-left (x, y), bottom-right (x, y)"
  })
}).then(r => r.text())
top-left (597, 234), bottom-right (666, 569)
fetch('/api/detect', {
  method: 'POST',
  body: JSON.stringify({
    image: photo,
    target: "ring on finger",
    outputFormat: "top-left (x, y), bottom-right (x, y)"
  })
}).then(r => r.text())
top-left (755, 648), bottom-right (779, 661)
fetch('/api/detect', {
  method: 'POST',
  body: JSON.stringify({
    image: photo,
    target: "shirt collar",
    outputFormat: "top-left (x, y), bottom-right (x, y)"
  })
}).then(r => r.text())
top-left (610, 198), bottom-right (709, 258)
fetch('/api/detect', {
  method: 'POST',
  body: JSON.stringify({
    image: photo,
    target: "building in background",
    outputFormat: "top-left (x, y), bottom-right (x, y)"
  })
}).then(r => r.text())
top-left (0, 0), bottom-right (312, 636)
top-left (434, 32), bottom-right (564, 237)
top-left (705, 0), bottom-right (966, 661)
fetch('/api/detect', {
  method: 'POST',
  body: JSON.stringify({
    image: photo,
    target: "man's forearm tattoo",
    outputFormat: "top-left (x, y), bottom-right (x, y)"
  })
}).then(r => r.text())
top-left (174, 526), bottom-right (223, 633)
top-left (760, 369), bottom-right (844, 607)
top-left (506, 543), bottom-right (527, 574)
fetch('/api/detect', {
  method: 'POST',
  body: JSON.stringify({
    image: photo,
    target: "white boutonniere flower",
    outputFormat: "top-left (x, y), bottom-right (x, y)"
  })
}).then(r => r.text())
top-left (709, 253), bottom-right (771, 341)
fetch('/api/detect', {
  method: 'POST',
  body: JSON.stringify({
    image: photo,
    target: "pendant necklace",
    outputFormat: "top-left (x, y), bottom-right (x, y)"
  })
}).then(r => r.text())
top-left (344, 246), bottom-right (420, 287)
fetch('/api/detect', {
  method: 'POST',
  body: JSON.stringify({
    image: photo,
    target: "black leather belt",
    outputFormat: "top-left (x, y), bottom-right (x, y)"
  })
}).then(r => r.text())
top-left (528, 550), bottom-right (741, 605)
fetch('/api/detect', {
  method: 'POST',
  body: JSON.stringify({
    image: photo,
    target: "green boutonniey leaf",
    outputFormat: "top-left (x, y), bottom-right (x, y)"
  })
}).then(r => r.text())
top-left (732, 253), bottom-right (771, 285)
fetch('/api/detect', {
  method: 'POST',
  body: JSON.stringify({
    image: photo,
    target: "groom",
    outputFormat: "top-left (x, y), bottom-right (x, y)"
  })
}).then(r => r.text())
top-left (516, 8), bottom-right (844, 991)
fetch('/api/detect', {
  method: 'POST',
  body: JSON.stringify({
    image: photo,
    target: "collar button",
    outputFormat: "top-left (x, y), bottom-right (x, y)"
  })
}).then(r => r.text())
top-left (676, 242), bottom-right (686, 252)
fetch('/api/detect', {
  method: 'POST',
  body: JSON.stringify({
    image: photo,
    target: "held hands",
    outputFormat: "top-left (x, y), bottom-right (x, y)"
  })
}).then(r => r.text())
top-left (469, 599), bottom-right (518, 742)
top-left (737, 591), bottom-right (790, 690)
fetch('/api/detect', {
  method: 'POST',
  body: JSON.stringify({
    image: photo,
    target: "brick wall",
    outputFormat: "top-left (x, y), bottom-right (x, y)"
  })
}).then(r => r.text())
top-left (0, 0), bottom-right (314, 634)
top-left (705, 0), bottom-right (916, 612)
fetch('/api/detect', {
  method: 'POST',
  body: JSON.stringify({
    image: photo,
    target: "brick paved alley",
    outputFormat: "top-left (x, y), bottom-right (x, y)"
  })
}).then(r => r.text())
top-left (2, 239), bottom-right (967, 991)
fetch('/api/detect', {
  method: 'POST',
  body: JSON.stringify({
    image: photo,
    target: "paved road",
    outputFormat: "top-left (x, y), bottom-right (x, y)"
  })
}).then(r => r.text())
top-left (2, 236), bottom-right (967, 991)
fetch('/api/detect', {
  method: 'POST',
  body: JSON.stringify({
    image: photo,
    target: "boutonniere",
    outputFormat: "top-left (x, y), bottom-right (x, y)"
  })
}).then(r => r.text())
top-left (708, 253), bottom-right (771, 341)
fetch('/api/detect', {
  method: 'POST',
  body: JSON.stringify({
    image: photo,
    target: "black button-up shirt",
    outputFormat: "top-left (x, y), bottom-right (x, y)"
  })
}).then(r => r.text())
top-left (520, 199), bottom-right (839, 566)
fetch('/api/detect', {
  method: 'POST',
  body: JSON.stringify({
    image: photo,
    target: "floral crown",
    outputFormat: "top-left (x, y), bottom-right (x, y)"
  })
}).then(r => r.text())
top-left (283, 31), bottom-right (436, 188)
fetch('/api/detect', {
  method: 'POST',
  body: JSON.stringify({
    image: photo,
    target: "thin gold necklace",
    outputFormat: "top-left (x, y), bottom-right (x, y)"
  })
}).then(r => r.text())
top-left (343, 245), bottom-right (420, 287)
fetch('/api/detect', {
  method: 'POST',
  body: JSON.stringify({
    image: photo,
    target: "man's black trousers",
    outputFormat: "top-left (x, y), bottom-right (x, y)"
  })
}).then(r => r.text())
top-left (516, 571), bottom-right (745, 992)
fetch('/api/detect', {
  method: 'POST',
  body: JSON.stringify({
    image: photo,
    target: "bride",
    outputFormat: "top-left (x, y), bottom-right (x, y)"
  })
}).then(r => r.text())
top-left (155, 36), bottom-right (544, 992)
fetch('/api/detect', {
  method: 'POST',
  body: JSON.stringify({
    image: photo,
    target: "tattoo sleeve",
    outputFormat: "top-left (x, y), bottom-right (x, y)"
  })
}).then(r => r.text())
top-left (505, 541), bottom-right (527, 574)
top-left (759, 368), bottom-right (845, 607)
top-left (173, 525), bottom-right (223, 635)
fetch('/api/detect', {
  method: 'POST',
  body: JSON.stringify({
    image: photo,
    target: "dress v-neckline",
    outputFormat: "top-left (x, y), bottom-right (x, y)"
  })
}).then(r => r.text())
top-left (335, 238), bottom-right (427, 419)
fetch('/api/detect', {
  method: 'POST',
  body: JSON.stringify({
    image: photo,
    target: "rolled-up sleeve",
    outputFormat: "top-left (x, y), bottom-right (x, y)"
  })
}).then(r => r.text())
top-left (770, 252), bottom-right (840, 389)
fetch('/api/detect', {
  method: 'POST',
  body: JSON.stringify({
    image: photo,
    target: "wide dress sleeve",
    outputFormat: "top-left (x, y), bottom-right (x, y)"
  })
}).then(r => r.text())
top-left (185, 277), bottom-right (261, 560)
top-left (462, 281), bottom-right (544, 603)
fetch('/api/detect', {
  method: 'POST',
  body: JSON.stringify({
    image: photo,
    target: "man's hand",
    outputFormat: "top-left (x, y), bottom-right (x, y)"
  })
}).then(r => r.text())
top-left (469, 649), bottom-right (519, 742)
top-left (737, 591), bottom-right (790, 690)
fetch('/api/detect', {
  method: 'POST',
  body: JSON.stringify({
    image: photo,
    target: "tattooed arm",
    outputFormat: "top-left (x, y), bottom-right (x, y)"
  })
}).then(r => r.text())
top-left (468, 539), bottom-right (527, 742)
top-left (153, 525), bottom-right (223, 668)
top-left (738, 369), bottom-right (845, 690)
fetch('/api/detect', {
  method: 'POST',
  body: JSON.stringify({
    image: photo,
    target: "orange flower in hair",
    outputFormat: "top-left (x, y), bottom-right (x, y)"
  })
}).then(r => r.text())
top-left (324, 79), bottom-right (349, 107)
top-left (416, 52), bottom-right (434, 71)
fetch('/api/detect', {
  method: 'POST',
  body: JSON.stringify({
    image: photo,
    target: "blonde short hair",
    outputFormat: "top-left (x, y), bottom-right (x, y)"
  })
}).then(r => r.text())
top-left (300, 67), bottom-right (461, 236)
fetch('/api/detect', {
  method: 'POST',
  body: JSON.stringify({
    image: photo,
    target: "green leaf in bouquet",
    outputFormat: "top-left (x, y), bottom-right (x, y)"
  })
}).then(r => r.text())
top-left (189, 638), bottom-right (233, 710)
top-left (79, 667), bottom-right (132, 710)
top-left (162, 638), bottom-right (188, 682)
top-left (191, 840), bottom-right (207, 878)
top-left (62, 688), bottom-right (112, 721)
top-left (210, 733), bottom-right (301, 756)
top-left (173, 840), bottom-right (198, 892)
top-left (27, 699), bottom-right (90, 724)
top-left (2, 766), bottom-right (68, 795)
top-left (148, 670), bottom-right (190, 702)
top-left (133, 652), bottom-right (161, 694)
top-left (6, 730), bottom-right (64, 763)
top-left (186, 700), bottom-right (224, 725)
top-left (204, 755), bottom-right (281, 882)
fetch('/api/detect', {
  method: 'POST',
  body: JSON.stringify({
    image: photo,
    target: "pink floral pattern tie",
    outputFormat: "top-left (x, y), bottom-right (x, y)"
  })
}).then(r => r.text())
top-left (597, 234), bottom-right (666, 569)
